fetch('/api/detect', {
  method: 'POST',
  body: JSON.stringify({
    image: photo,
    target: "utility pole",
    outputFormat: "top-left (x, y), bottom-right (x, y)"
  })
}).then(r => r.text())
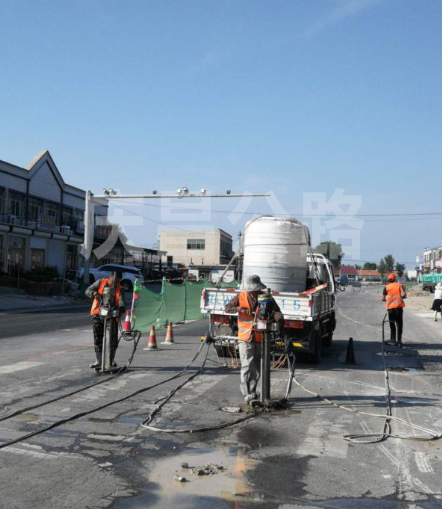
top-left (83, 187), bottom-right (270, 285)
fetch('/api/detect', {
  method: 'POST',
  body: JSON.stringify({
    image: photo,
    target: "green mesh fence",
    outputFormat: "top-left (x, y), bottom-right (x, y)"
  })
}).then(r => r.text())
top-left (132, 279), bottom-right (238, 332)
top-left (162, 282), bottom-right (186, 325)
top-left (185, 281), bottom-right (208, 320)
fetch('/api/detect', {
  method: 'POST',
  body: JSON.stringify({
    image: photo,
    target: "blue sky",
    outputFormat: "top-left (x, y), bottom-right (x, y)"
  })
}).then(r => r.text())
top-left (1, 0), bottom-right (442, 266)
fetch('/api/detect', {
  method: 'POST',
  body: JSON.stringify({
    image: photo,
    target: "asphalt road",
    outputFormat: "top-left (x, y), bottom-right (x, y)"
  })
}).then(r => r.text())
top-left (0, 305), bottom-right (91, 339)
top-left (1, 286), bottom-right (442, 509)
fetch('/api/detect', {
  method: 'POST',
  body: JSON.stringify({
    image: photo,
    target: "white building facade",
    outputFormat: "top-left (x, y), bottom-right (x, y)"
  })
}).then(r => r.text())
top-left (159, 229), bottom-right (233, 266)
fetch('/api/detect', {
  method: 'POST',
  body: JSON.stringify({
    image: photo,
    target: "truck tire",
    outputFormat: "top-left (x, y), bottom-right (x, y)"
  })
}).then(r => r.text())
top-left (323, 313), bottom-right (335, 347)
top-left (308, 327), bottom-right (322, 364)
top-left (323, 332), bottom-right (333, 347)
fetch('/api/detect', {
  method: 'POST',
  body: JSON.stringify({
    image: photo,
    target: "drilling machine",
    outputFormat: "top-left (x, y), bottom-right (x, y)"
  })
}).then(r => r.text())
top-left (255, 288), bottom-right (296, 405)
top-left (95, 272), bottom-right (120, 374)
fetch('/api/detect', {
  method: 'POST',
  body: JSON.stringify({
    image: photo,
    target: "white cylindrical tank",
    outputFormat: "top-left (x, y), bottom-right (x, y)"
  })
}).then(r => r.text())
top-left (242, 216), bottom-right (310, 292)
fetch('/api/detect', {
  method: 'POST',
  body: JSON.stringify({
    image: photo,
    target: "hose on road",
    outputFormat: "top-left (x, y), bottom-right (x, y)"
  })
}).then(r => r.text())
top-left (0, 324), bottom-right (142, 425)
top-left (140, 340), bottom-right (259, 434)
top-left (290, 307), bottom-right (442, 444)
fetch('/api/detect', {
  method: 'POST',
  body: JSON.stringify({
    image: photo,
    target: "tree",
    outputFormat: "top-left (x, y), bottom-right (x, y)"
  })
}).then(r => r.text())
top-left (378, 259), bottom-right (387, 278)
top-left (314, 241), bottom-right (344, 269)
top-left (395, 263), bottom-right (406, 277)
top-left (383, 254), bottom-right (395, 273)
top-left (354, 264), bottom-right (361, 270)
top-left (363, 262), bottom-right (377, 270)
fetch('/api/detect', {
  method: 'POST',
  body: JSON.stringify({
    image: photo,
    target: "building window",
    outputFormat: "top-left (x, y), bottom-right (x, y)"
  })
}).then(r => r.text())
top-left (220, 239), bottom-right (232, 258)
top-left (62, 206), bottom-right (74, 227)
top-left (0, 188), bottom-right (6, 216)
top-left (9, 236), bottom-right (25, 270)
top-left (8, 191), bottom-right (25, 219)
top-left (29, 197), bottom-right (44, 221)
top-left (31, 249), bottom-right (45, 269)
top-left (0, 234), bottom-right (4, 271)
top-left (45, 201), bottom-right (60, 224)
top-left (187, 239), bottom-right (205, 250)
top-left (66, 245), bottom-right (78, 273)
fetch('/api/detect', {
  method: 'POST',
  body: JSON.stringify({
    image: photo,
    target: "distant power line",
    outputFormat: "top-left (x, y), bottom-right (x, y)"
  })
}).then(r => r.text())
top-left (113, 200), bottom-right (442, 222)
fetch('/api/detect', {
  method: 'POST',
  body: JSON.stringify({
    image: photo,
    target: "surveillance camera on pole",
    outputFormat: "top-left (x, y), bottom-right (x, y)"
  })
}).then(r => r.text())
top-left (82, 187), bottom-right (270, 285)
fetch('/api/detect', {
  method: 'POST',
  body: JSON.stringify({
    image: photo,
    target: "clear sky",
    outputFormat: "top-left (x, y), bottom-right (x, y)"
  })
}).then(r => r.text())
top-left (1, 0), bottom-right (442, 267)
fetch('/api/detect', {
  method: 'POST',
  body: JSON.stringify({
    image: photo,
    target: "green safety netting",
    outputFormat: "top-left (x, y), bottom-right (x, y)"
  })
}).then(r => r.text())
top-left (132, 279), bottom-right (239, 332)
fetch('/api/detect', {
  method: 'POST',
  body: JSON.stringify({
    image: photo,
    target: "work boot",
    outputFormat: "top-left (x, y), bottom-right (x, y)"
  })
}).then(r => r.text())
top-left (89, 351), bottom-right (102, 368)
top-left (244, 394), bottom-right (255, 403)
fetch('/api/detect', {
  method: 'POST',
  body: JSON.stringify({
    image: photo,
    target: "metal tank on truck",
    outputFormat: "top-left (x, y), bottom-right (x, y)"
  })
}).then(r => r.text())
top-left (241, 216), bottom-right (310, 292)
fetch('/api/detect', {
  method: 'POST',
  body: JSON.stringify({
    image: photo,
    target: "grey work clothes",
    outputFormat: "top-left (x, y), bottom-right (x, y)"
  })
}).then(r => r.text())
top-left (238, 340), bottom-right (261, 397)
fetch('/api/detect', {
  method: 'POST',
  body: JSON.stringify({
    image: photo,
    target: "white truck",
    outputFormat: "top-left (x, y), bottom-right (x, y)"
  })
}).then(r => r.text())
top-left (200, 216), bottom-right (337, 363)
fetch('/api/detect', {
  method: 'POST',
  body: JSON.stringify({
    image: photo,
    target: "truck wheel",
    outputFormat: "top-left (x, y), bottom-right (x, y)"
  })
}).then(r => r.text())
top-left (323, 315), bottom-right (334, 347)
top-left (331, 312), bottom-right (336, 332)
top-left (309, 328), bottom-right (322, 364)
top-left (323, 332), bottom-right (333, 347)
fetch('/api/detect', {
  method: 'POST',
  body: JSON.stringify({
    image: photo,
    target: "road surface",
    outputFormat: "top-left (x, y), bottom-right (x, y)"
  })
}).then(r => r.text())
top-left (1, 286), bottom-right (442, 508)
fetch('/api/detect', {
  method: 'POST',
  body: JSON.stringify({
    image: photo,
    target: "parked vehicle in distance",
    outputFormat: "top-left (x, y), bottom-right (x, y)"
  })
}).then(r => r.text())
top-left (339, 274), bottom-right (348, 286)
top-left (76, 264), bottom-right (142, 292)
top-left (422, 282), bottom-right (435, 293)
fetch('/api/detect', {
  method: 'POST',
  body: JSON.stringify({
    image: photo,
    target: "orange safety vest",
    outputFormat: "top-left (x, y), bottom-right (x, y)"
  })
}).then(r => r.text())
top-left (237, 292), bottom-right (262, 343)
top-left (385, 282), bottom-right (405, 310)
top-left (90, 278), bottom-right (122, 316)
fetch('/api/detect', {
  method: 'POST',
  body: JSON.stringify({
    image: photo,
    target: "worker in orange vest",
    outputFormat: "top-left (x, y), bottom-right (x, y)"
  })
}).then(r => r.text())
top-left (382, 273), bottom-right (407, 347)
top-left (225, 275), bottom-right (283, 402)
top-left (85, 271), bottom-right (126, 368)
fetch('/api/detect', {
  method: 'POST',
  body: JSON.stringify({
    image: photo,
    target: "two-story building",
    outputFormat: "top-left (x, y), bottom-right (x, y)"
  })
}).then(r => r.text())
top-left (422, 245), bottom-right (442, 274)
top-left (0, 151), bottom-right (109, 276)
top-left (159, 229), bottom-right (233, 266)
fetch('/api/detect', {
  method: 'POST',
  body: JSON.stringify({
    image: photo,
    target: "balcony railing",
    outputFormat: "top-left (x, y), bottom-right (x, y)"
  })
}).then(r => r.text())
top-left (0, 214), bottom-right (108, 240)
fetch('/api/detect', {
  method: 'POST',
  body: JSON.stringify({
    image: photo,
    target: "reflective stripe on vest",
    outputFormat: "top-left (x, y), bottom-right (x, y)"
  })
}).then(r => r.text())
top-left (237, 292), bottom-right (262, 343)
top-left (385, 282), bottom-right (405, 310)
top-left (90, 279), bottom-right (122, 315)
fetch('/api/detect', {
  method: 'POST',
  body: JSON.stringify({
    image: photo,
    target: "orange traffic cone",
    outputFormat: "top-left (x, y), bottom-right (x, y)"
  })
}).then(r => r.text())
top-left (147, 326), bottom-right (158, 350)
top-left (164, 322), bottom-right (174, 344)
top-left (123, 311), bottom-right (132, 332)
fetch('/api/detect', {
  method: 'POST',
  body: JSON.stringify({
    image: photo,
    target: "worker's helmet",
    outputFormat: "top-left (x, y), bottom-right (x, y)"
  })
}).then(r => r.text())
top-left (387, 273), bottom-right (396, 282)
top-left (243, 274), bottom-right (267, 291)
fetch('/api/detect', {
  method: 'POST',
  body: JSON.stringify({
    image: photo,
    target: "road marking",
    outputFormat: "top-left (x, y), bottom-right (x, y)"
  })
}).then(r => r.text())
top-left (3, 446), bottom-right (80, 460)
top-left (27, 345), bottom-right (91, 362)
top-left (87, 434), bottom-right (125, 442)
top-left (0, 361), bottom-right (42, 375)
top-left (72, 372), bottom-right (152, 402)
top-left (297, 408), bottom-right (350, 458)
top-left (415, 452), bottom-right (434, 474)
top-left (337, 308), bottom-right (380, 332)
top-left (416, 312), bottom-right (434, 318)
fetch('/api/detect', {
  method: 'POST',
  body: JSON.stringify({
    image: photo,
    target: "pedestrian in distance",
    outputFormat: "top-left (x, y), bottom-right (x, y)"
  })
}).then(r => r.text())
top-left (382, 273), bottom-right (407, 347)
top-left (431, 283), bottom-right (442, 321)
top-left (225, 274), bottom-right (283, 403)
top-left (85, 271), bottom-right (126, 368)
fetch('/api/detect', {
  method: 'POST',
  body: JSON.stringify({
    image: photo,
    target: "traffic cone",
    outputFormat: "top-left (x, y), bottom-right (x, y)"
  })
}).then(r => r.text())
top-left (123, 311), bottom-right (132, 332)
top-left (345, 337), bottom-right (357, 364)
top-left (147, 326), bottom-right (158, 350)
top-left (164, 322), bottom-right (175, 344)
